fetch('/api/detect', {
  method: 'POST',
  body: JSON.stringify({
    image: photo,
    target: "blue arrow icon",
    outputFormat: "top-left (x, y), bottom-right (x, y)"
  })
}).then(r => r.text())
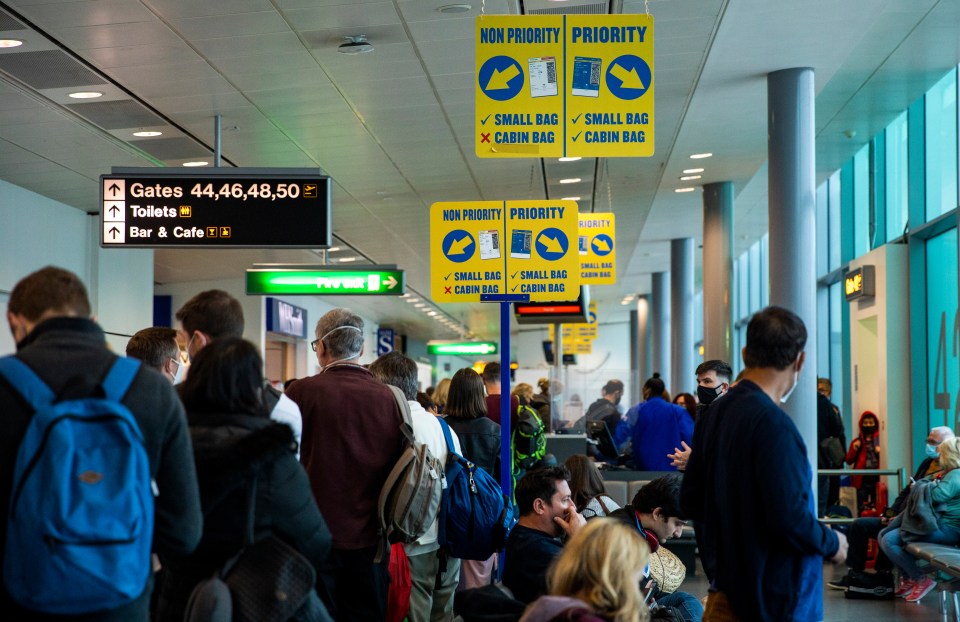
top-left (442, 230), bottom-right (476, 263)
top-left (479, 56), bottom-right (524, 101)
top-left (535, 228), bottom-right (569, 261)
top-left (591, 234), bottom-right (613, 256)
top-left (606, 55), bottom-right (652, 101)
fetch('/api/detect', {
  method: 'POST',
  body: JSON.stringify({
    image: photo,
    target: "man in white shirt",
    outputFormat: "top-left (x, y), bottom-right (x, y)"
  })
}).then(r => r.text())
top-left (369, 351), bottom-right (463, 622)
top-left (175, 289), bottom-right (302, 452)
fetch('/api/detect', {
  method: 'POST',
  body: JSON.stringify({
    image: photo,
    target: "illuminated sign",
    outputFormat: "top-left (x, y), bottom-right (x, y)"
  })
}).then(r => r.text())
top-left (427, 341), bottom-right (499, 355)
top-left (100, 168), bottom-right (331, 248)
top-left (246, 267), bottom-right (404, 296)
top-left (265, 298), bottom-right (307, 338)
top-left (844, 265), bottom-right (875, 301)
top-left (515, 287), bottom-right (590, 324)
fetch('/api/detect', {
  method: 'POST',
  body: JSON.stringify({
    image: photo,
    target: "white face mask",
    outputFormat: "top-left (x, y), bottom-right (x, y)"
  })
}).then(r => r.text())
top-left (780, 370), bottom-right (800, 404)
top-left (171, 357), bottom-right (187, 385)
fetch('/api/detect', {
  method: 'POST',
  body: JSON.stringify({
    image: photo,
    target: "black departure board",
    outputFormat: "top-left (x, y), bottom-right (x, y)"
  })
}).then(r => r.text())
top-left (99, 168), bottom-right (331, 248)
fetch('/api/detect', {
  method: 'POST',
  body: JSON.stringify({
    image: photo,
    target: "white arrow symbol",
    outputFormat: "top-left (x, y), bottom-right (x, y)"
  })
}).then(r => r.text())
top-left (384, 276), bottom-right (398, 289)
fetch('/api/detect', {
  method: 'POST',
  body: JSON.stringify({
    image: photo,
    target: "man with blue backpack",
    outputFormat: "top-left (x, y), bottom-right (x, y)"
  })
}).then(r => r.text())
top-left (0, 266), bottom-right (203, 621)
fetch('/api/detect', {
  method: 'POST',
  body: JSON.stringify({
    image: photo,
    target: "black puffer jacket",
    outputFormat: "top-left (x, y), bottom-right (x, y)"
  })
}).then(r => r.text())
top-left (155, 413), bottom-right (332, 622)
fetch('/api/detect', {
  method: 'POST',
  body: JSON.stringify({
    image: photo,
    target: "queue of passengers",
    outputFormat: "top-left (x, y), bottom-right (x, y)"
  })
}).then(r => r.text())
top-left (0, 266), bottom-right (956, 622)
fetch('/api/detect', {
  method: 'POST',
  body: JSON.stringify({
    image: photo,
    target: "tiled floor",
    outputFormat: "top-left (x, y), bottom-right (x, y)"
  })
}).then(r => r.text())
top-left (677, 562), bottom-right (944, 621)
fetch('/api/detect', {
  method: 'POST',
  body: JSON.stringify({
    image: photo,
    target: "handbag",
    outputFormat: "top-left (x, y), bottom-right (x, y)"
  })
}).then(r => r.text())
top-left (648, 545), bottom-right (686, 594)
top-left (185, 479), bottom-right (326, 622)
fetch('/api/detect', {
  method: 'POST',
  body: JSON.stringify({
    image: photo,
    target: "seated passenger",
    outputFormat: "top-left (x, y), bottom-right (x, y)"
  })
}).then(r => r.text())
top-left (609, 475), bottom-right (704, 622)
top-left (519, 520), bottom-right (650, 622)
top-left (828, 425), bottom-right (954, 590)
top-left (564, 454), bottom-right (621, 519)
top-left (880, 436), bottom-right (960, 603)
top-left (503, 466), bottom-right (586, 603)
top-left (156, 338), bottom-right (332, 621)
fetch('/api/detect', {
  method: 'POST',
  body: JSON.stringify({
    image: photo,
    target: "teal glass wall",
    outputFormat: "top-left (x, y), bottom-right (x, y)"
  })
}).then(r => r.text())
top-left (925, 69), bottom-right (958, 221)
top-left (885, 111), bottom-right (909, 241)
top-left (925, 228), bottom-right (959, 430)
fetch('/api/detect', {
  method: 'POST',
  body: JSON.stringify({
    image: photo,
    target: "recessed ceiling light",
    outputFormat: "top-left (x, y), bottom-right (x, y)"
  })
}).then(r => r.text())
top-left (437, 3), bottom-right (472, 13)
top-left (337, 256), bottom-right (357, 262)
top-left (690, 153), bottom-right (713, 159)
top-left (182, 161), bottom-right (209, 167)
top-left (680, 175), bottom-right (701, 181)
top-left (415, 303), bottom-right (427, 308)
top-left (561, 196), bottom-right (581, 201)
top-left (558, 157), bottom-right (582, 162)
top-left (0, 39), bottom-right (23, 48)
top-left (132, 130), bottom-right (162, 137)
top-left (327, 246), bottom-right (342, 252)
top-left (406, 297), bottom-right (419, 303)
top-left (428, 311), bottom-right (438, 316)
top-left (559, 178), bottom-right (581, 184)
top-left (675, 188), bottom-right (696, 193)
top-left (683, 168), bottom-right (704, 174)
top-left (68, 91), bottom-right (103, 99)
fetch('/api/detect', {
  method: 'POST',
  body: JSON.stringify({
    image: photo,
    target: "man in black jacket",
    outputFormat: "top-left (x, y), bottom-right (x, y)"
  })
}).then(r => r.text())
top-left (817, 377), bottom-right (846, 516)
top-left (680, 306), bottom-right (847, 621)
top-left (0, 266), bottom-right (202, 621)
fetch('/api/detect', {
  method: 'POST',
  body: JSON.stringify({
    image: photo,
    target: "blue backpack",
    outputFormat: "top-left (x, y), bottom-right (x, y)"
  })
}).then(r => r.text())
top-left (436, 418), bottom-right (515, 561)
top-left (0, 356), bottom-right (154, 614)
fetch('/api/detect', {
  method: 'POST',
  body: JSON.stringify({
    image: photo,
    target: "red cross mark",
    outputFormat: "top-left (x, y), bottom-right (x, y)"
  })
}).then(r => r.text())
top-left (444, 286), bottom-right (452, 294)
top-left (480, 133), bottom-right (491, 143)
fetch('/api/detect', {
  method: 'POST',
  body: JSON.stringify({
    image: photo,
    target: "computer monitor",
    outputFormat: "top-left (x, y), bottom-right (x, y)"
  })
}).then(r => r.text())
top-left (586, 420), bottom-right (619, 462)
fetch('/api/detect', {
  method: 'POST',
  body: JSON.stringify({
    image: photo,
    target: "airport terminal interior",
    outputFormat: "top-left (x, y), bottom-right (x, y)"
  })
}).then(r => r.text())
top-left (1, 0), bottom-right (960, 619)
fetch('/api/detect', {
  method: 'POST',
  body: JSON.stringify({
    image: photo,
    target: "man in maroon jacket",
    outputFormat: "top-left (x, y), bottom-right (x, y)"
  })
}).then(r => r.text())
top-left (287, 308), bottom-right (404, 622)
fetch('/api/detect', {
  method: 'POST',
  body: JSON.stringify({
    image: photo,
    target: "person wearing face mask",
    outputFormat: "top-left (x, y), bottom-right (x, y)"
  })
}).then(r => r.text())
top-left (666, 361), bottom-right (733, 471)
top-left (846, 411), bottom-right (882, 513)
top-left (680, 306), bottom-right (847, 622)
top-left (126, 327), bottom-right (186, 384)
top-left (827, 426), bottom-right (954, 592)
top-left (622, 375), bottom-right (693, 471)
top-left (285, 308), bottom-right (405, 622)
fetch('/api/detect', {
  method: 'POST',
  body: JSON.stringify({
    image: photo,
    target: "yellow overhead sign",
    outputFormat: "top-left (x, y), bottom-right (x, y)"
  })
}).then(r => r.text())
top-left (431, 200), bottom-right (580, 303)
top-left (549, 302), bottom-right (598, 342)
top-left (476, 14), bottom-right (654, 158)
top-left (579, 213), bottom-right (616, 285)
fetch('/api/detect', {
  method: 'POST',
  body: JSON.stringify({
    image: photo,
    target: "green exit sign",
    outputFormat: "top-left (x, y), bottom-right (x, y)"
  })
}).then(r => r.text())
top-left (427, 341), bottom-right (498, 355)
top-left (246, 268), bottom-right (405, 295)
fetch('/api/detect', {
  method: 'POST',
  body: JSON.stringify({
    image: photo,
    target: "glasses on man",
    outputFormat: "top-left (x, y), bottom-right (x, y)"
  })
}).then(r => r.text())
top-left (311, 339), bottom-right (320, 352)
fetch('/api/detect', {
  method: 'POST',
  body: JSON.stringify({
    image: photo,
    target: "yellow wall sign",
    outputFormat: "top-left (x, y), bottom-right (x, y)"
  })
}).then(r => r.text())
top-left (579, 213), bottom-right (616, 285)
top-left (476, 14), bottom-right (654, 158)
top-left (431, 200), bottom-right (580, 303)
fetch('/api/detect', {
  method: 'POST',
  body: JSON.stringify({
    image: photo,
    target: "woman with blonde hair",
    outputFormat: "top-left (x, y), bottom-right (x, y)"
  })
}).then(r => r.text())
top-left (512, 382), bottom-right (535, 405)
top-left (520, 520), bottom-right (650, 622)
top-left (433, 377), bottom-right (452, 414)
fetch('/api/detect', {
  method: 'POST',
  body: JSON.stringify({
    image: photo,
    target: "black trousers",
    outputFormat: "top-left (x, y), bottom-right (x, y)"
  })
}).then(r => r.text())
top-left (847, 517), bottom-right (892, 572)
top-left (321, 546), bottom-right (391, 622)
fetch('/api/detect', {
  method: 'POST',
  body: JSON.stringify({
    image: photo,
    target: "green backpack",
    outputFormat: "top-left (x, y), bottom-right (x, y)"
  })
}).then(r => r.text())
top-left (512, 404), bottom-right (546, 470)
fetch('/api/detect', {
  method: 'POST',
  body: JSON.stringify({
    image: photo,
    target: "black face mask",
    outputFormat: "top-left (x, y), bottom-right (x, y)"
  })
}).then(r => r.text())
top-left (697, 384), bottom-right (723, 406)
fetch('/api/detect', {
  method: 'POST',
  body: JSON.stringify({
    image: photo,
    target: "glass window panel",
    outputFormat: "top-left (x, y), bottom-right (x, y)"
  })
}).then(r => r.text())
top-left (885, 111), bottom-right (909, 241)
top-left (925, 228), bottom-right (959, 431)
top-left (925, 69), bottom-right (958, 221)
top-left (829, 281), bottom-right (845, 415)
top-left (828, 171), bottom-right (842, 271)
top-left (760, 234), bottom-right (769, 307)
top-left (749, 242), bottom-right (761, 313)
top-left (817, 182), bottom-right (829, 276)
top-left (854, 144), bottom-right (870, 257)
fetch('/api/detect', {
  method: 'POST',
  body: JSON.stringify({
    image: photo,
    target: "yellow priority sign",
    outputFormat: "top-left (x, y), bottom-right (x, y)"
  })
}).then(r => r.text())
top-left (476, 14), bottom-right (654, 158)
top-left (579, 212), bottom-right (616, 285)
top-left (431, 200), bottom-right (580, 303)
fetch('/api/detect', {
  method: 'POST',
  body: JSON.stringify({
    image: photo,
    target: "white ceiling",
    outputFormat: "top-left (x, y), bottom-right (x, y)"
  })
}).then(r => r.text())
top-left (0, 0), bottom-right (958, 341)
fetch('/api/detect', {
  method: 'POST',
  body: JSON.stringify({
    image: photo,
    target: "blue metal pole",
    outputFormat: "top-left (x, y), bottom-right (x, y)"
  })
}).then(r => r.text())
top-left (499, 301), bottom-right (512, 497)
